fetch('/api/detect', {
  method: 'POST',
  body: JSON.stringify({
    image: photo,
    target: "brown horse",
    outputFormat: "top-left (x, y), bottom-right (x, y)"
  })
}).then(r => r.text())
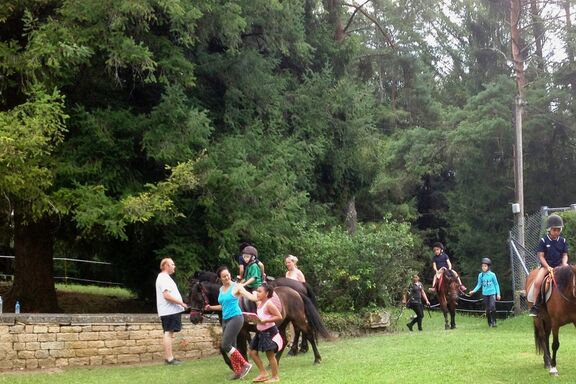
top-left (525, 265), bottom-right (576, 376)
top-left (187, 280), bottom-right (331, 368)
top-left (437, 269), bottom-right (459, 330)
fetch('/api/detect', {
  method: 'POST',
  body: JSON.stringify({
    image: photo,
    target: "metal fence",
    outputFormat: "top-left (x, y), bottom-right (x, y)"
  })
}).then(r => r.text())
top-left (0, 255), bottom-right (122, 286)
top-left (509, 205), bottom-right (576, 312)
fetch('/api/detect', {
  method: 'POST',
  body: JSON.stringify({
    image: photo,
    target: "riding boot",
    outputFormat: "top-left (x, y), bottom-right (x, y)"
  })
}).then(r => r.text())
top-left (228, 349), bottom-right (252, 379)
top-left (490, 311), bottom-right (497, 327)
top-left (486, 311), bottom-right (491, 327)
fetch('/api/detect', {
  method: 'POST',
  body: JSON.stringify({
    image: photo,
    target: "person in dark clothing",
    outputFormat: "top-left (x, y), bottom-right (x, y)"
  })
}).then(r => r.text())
top-left (403, 275), bottom-right (430, 331)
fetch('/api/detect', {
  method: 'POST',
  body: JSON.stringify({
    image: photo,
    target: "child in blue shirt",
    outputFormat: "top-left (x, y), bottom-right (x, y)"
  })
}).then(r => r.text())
top-left (469, 257), bottom-right (501, 327)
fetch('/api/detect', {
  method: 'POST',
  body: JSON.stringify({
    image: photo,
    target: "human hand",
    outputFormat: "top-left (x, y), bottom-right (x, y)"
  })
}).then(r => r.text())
top-left (548, 267), bottom-right (554, 274)
top-left (204, 304), bottom-right (211, 311)
top-left (497, 295), bottom-right (501, 301)
top-left (469, 290), bottom-right (475, 295)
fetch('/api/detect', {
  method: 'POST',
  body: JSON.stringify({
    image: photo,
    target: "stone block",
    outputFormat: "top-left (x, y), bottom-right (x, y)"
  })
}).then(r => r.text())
top-left (104, 340), bottom-right (126, 348)
top-left (66, 341), bottom-right (87, 349)
top-left (117, 354), bottom-right (140, 364)
top-left (57, 333), bottom-right (79, 342)
top-left (128, 330), bottom-right (149, 340)
top-left (55, 358), bottom-right (69, 368)
top-left (128, 346), bottom-right (147, 354)
top-left (25, 342), bottom-right (40, 351)
top-left (49, 349), bottom-right (76, 358)
top-left (35, 350), bottom-right (50, 359)
top-left (17, 334), bottom-right (38, 343)
top-left (86, 340), bottom-right (105, 349)
top-left (18, 350), bottom-right (36, 359)
top-left (38, 333), bottom-right (57, 342)
top-left (48, 326), bottom-right (60, 333)
top-left (9, 325), bottom-right (25, 334)
top-left (90, 356), bottom-right (103, 365)
top-left (91, 325), bottom-right (110, 332)
top-left (13, 342), bottom-right (25, 351)
top-left (78, 332), bottom-right (99, 341)
top-left (75, 348), bottom-right (98, 357)
top-left (25, 359), bottom-right (38, 369)
top-left (0, 326), bottom-right (9, 335)
top-left (33, 326), bottom-right (49, 334)
top-left (41, 341), bottom-right (65, 350)
top-left (0, 360), bottom-right (13, 369)
top-left (102, 355), bottom-right (117, 364)
top-left (60, 326), bottom-right (82, 333)
top-left (68, 357), bottom-right (90, 367)
top-left (13, 359), bottom-right (26, 369)
top-left (38, 357), bottom-right (56, 368)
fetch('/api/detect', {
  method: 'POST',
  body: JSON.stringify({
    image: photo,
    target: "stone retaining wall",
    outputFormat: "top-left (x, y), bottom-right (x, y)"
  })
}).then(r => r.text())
top-left (0, 314), bottom-right (221, 371)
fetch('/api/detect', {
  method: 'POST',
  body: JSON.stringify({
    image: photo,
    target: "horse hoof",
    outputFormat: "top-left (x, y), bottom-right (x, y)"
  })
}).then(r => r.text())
top-left (550, 367), bottom-right (559, 376)
top-left (287, 350), bottom-right (297, 356)
top-left (313, 359), bottom-right (321, 365)
top-left (299, 348), bottom-right (309, 354)
top-left (451, 325), bottom-right (456, 329)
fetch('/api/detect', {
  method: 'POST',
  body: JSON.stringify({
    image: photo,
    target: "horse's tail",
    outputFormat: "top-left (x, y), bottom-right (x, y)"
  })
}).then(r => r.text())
top-left (302, 294), bottom-right (332, 340)
top-left (303, 282), bottom-right (318, 306)
top-left (533, 320), bottom-right (543, 355)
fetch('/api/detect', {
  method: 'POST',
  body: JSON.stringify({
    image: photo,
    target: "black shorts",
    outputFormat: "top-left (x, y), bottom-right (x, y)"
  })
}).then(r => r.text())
top-left (160, 313), bottom-right (182, 333)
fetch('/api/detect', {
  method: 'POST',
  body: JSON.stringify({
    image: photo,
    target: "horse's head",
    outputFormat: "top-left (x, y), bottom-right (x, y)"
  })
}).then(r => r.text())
top-left (441, 270), bottom-right (460, 304)
top-left (188, 279), bottom-right (207, 324)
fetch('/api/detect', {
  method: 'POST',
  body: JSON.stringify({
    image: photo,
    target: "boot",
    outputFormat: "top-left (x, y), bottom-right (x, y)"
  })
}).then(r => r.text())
top-left (486, 312), bottom-right (491, 327)
top-left (490, 311), bottom-right (497, 327)
top-left (228, 349), bottom-right (252, 380)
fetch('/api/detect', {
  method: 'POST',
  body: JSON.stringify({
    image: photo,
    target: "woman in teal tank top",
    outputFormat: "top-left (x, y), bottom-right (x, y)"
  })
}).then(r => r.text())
top-left (204, 266), bottom-right (254, 380)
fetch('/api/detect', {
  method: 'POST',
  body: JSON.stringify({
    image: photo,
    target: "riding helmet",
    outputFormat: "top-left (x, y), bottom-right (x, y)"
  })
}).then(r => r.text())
top-left (242, 245), bottom-right (258, 257)
top-left (432, 242), bottom-right (444, 250)
top-left (481, 257), bottom-right (492, 266)
top-left (547, 214), bottom-right (564, 230)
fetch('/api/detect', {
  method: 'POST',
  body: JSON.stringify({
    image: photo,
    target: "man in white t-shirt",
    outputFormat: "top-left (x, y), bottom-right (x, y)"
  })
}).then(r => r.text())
top-left (156, 258), bottom-right (188, 365)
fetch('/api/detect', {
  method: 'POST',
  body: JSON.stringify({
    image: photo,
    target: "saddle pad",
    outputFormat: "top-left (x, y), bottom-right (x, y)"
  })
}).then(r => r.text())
top-left (526, 278), bottom-right (553, 303)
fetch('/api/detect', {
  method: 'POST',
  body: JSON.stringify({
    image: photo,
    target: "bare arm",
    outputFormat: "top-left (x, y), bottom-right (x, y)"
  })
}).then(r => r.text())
top-left (259, 301), bottom-right (283, 323)
top-left (538, 251), bottom-right (551, 270)
top-left (562, 252), bottom-right (569, 266)
top-left (421, 288), bottom-right (430, 305)
top-left (235, 284), bottom-right (258, 302)
top-left (162, 290), bottom-right (188, 309)
top-left (447, 259), bottom-right (453, 270)
top-left (432, 262), bottom-right (438, 273)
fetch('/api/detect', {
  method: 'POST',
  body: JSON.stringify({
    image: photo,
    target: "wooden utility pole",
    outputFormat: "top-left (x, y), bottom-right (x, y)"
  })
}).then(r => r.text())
top-left (510, 0), bottom-right (525, 249)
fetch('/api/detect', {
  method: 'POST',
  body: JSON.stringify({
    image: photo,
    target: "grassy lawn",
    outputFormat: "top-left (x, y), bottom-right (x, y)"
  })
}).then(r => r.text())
top-left (54, 284), bottom-right (136, 299)
top-left (3, 312), bottom-right (576, 383)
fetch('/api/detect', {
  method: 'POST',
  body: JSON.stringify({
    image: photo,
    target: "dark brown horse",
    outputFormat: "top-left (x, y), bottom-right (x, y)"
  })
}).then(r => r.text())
top-left (526, 265), bottom-right (576, 376)
top-left (437, 269), bottom-right (459, 330)
top-left (268, 277), bottom-right (317, 355)
top-left (187, 279), bottom-right (331, 368)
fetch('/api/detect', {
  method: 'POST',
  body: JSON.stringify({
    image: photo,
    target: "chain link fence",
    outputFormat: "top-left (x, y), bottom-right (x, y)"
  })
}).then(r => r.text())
top-left (510, 205), bottom-right (576, 313)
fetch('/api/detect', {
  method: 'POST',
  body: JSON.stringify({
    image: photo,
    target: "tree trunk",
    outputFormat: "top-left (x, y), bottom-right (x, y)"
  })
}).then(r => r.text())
top-left (530, 0), bottom-right (545, 73)
top-left (6, 207), bottom-right (59, 313)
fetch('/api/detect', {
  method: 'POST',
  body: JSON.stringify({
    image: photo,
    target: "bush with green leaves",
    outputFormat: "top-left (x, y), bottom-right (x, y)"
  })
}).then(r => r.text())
top-left (298, 220), bottom-right (421, 312)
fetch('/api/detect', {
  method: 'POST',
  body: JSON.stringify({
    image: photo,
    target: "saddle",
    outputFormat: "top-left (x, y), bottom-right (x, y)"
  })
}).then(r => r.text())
top-left (527, 274), bottom-right (553, 304)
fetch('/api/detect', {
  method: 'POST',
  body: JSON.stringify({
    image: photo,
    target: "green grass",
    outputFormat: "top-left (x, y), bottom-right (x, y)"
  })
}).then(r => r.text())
top-left (3, 312), bottom-right (576, 383)
top-left (54, 284), bottom-right (136, 299)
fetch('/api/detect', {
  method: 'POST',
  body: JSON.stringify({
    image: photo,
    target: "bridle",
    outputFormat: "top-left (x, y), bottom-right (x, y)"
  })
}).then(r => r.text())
top-left (189, 281), bottom-right (211, 314)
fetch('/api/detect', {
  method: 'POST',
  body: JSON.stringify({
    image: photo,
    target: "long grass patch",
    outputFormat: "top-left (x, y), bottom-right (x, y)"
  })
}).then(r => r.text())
top-left (3, 312), bottom-right (576, 383)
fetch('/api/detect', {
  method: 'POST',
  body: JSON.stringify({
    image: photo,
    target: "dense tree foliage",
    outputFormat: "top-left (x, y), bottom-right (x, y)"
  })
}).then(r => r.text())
top-left (2, 0), bottom-right (576, 312)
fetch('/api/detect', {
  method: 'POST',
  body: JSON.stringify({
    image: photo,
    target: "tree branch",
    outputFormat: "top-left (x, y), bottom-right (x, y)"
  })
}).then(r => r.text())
top-left (342, 2), bottom-right (395, 48)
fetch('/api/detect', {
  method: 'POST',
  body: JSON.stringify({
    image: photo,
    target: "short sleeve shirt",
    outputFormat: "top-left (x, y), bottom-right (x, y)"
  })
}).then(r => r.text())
top-left (537, 235), bottom-right (568, 268)
top-left (155, 272), bottom-right (184, 317)
top-left (408, 282), bottom-right (423, 304)
top-left (433, 253), bottom-right (450, 270)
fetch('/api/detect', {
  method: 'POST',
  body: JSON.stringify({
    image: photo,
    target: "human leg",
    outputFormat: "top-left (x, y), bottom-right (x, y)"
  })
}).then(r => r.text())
top-left (415, 303), bottom-right (424, 331)
top-left (249, 349), bottom-right (268, 381)
top-left (406, 303), bottom-right (416, 331)
top-left (530, 268), bottom-right (548, 316)
top-left (266, 350), bottom-right (279, 380)
top-left (222, 316), bottom-right (252, 378)
top-left (160, 314), bottom-right (182, 364)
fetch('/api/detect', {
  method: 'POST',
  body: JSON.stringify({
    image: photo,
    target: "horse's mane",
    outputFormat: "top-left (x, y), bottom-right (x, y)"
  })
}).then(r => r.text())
top-left (553, 265), bottom-right (575, 291)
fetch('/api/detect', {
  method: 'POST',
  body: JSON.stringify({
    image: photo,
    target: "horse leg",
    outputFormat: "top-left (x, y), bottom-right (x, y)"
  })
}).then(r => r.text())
top-left (549, 325), bottom-right (560, 376)
top-left (303, 328), bottom-right (322, 364)
top-left (275, 320), bottom-right (289, 365)
top-left (288, 325), bottom-right (300, 356)
top-left (450, 307), bottom-right (456, 329)
top-left (443, 310), bottom-right (449, 330)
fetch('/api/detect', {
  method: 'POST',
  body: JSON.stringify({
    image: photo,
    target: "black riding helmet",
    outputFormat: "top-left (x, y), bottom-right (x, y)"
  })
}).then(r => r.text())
top-left (481, 257), bottom-right (492, 266)
top-left (433, 242), bottom-right (444, 250)
top-left (547, 214), bottom-right (564, 230)
top-left (241, 245), bottom-right (258, 257)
